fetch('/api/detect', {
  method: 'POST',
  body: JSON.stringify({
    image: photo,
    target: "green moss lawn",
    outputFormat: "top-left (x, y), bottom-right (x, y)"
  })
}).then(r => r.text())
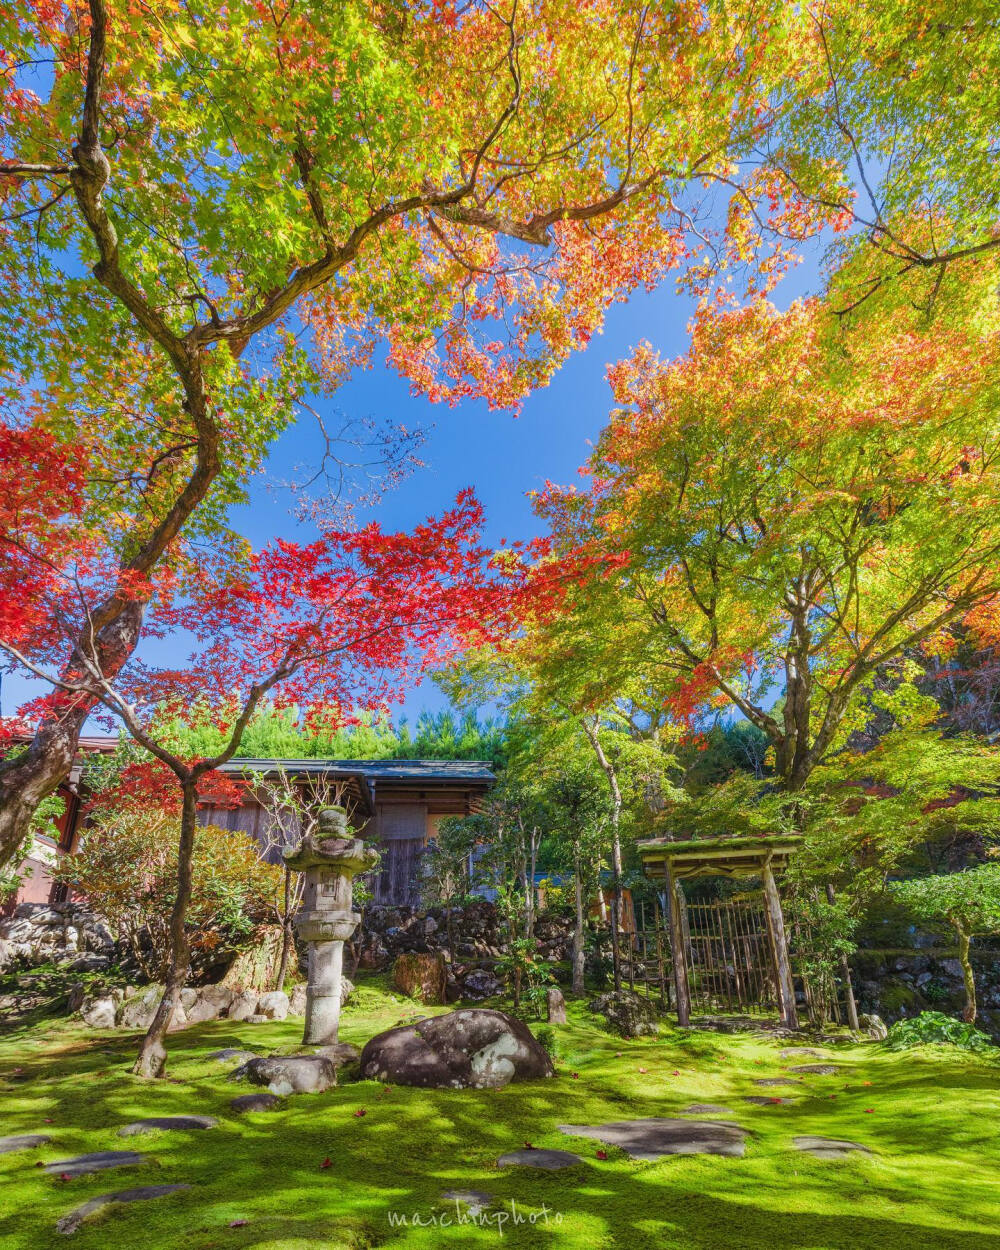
top-left (2, 981), bottom-right (998, 1249)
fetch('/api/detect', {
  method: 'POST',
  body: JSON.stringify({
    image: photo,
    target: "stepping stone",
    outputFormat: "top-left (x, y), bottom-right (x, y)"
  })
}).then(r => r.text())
top-left (0, 1133), bottom-right (51, 1154)
top-left (498, 1148), bottom-right (582, 1170)
top-left (681, 1104), bottom-right (734, 1115)
top-left (793, 1136), bottom-right (873, 1160)
top-left (780, 1048), bottom-right (827, 1060)
top-left (753, 1078), bottom-right (797, 1087)
top-left (787, 1064), bottom-right (839, 1076)
top-left (744, 1095), bottom-right (796, 1106)
top-left (210, 1049), bottom-right (257, 1064)
top-left (442, 1190), bottom-right (493, 1216)
top-left (559, 1118), bottom-right (749, 1160)
top-left (56, 1184), bottom-right (190, 1235)
top-left (229, 1093), bottom-right (283, 1114)
top-left (118, 1116), bottom-right (217, 1137)
top-left (45, 1151), bottom-right (145, 1177)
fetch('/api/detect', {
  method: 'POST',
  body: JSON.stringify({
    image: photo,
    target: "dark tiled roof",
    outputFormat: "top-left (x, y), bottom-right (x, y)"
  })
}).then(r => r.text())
top-left (218, 758), bottom-right (495, 784)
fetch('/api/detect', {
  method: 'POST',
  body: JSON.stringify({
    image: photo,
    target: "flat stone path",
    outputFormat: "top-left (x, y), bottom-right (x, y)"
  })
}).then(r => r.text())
top-left (45, 1151), bottom-right (145, 1178)
top-left (793, 1136), bottom-right (873, 1160)
top-left (230, 1093), bottom-right (283, 1114)
top-left (787, 1064), bottom-right (839, 1076)
top-left (681, 1104), bottom-right (734, 1115)
top-left (442, 1189), bottom-right (494, 1215)
top-left (118, 1116), bottom-right (217, 1137)
top-left (498, 1148), bottom-right (582, 1170)
top-left (753, 1078), bottom-right (797, 1087)
top-left (780, 1048), bottom-right (828, 1059)
top-left (744, 1095), bottom-right (796, 1106)
top-left (559, 1118), bottom-right (749, 1160)
top-left (0, 1133), bottom-right (50, 1154)
top-left (56, 1184), bottom-right (190, 1235)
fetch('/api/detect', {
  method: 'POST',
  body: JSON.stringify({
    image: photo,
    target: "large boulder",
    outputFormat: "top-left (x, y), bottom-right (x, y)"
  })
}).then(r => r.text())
top-left (231, 1055), bottom-right (337, 1096)
top-left (588, 989), bottom-right (660, 1038)
top-left (359, 1008), bottom-right (555, 1090)
top-left (392, 952), bottom-right (447, 1004)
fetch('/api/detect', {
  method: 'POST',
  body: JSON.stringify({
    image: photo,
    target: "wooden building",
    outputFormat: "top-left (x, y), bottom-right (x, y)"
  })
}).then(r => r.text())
top-left (5, 749), bottom-right (494, 912)
top-left (199, 758), bottom-right (496, 907)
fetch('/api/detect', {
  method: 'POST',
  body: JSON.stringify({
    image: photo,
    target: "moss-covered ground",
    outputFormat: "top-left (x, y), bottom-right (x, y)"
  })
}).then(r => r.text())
top-left (1, 979), bottom-right (998, 1249)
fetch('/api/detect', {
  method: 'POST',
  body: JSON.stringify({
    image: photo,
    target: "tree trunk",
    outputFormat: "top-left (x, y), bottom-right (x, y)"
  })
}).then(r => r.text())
top-left (956, 924), bottom-right (977, 1023)
top-left (525, 826), bottom-right (538, 941)
top-left (571, 853), bottom-right (585, 996)
top-left (825, 883), bottom-right (859, 1031)
top-left (274, 865), bottom-right (294, 992)
top-left (582, 719), bottom-right (624, 993)
top-left (132, 779), bottom-right (198, 1077)
top-left (0, 712), bottom-right (87, 871)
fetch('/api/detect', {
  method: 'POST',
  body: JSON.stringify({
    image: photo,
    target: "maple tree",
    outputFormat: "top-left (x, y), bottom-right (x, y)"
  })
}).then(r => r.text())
top-left (893, 864), bottom-right (1000, 1023)
top-left (56, 809), bottom-right (284, 984)
top-left (2, 479), bottom-right (545, 1074)
top-left (535, 282), bottom-right (1000, 796)
top-left (0, 0), bottom-right (852, 872)
top-left (764, 0), bottom-right (1000, 317)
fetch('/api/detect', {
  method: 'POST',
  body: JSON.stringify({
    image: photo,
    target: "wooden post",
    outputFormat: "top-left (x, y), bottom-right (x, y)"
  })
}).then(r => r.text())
top-left (761, 859), bottom-right (798, 1030)
top-left (665, 861), bottom-right (691, 1027)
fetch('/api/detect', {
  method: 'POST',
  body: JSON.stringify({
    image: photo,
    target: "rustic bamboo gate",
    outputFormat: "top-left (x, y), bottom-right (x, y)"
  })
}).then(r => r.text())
top-left (632, 835), bottom-right (803, 1028)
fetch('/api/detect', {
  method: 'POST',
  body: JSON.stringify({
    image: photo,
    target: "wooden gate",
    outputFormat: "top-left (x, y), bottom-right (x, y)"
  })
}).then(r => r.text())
top-left (629, 895), bottom-right (778, 1016)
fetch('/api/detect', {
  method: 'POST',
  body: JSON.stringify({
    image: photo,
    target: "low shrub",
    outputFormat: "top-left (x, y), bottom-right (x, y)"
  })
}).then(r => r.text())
top-left (884, 1010), bottom-right (995, 1053)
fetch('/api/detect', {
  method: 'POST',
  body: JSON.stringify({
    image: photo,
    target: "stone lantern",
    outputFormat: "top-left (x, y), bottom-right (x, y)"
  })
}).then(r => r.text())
top-left (283, 807), bottom-right (378, 1045)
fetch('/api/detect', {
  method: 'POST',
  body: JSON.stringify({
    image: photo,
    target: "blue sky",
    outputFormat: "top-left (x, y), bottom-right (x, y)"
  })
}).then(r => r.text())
top-left (2, 242), bottom-right (824, 727)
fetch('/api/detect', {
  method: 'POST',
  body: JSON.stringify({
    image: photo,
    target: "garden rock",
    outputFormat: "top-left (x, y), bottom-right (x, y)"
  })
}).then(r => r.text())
top-left (360, 1007), bottom-right (554, 1089)
top-left (289, 984), bottom-right (308, 1016)
top-left (0, 1133), bottom-right (51, 1154)
top-left (56, 1184), bottom-right (190, 1236)
top-left (230, 1093), bottom-right (284, 1114)
top-left (119, 986), bottom-right (166, 1031)
top-left (312, 1042), bottom-right (360, 1067)
top-left (79, 995), bottom-right (119, 1029)
top-left (793, 1136), bottom-right (873, 1160)
top-left (118, 1116), bottom-right (217, 1136)
top-left (588, 989), bottom-right (660, 1038)
top-left (184, 985), bottom-right (235, 1025)
top-left (232, 1054), bottom-right (337, 1096)
top-left (228, 991), bottom-right (259, 1021)
top-left (211, 1048), bottom-right (258, 1064)
top-left (559, 1117), bottom-right (749, 1160)
top-left (256, 990), bottom-right (290, 1020)
top-left (546, 987), bottom-right (567, 1025)
top-left (787, 1064), bottom-right (839, 1076)
top-left (498, 1149), bottom-right (582, 1170)
top-left (859, 1012), bottom-right (888, 1040)
top-left (45, 1151), bottom-right (146, 1177)
top-left (459, 968), bottom-right (502, 1001)
top-left (392, 952), bottom-right (447, 1004)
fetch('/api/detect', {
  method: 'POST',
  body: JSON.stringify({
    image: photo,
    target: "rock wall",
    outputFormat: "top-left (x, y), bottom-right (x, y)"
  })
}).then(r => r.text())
top-left (851, 947), bottom-right (1000, 1038)
top-left (356, 901), bottom-right (574, 968)
top-left (0, 902), bottom-right (115, 973)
